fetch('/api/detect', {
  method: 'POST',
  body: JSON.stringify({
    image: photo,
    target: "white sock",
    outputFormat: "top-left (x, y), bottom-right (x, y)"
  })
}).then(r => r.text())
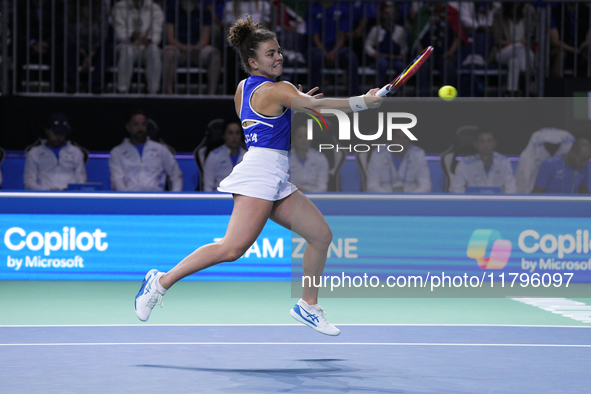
top-left (154, 273), bottom-right (167, 295)
top-left (299, 299), bottom-right (318, 308)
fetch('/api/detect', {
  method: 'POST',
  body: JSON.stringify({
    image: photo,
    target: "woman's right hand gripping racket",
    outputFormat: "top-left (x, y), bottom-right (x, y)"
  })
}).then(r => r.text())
top-left (377, 46), bottom-right (434, 97)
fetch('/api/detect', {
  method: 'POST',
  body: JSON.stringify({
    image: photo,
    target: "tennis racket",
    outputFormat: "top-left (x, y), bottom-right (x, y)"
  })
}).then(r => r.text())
top-left (376, 46), bottom-right (434, 97)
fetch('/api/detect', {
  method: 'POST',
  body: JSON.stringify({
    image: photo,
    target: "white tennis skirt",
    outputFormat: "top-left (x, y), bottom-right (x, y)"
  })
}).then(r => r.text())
top-left (217, 147), bottom-right (297, 201)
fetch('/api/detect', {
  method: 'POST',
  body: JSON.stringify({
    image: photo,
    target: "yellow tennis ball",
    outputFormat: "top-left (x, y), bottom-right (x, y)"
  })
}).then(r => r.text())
top-left (439, 85), bottom-right (457, 101)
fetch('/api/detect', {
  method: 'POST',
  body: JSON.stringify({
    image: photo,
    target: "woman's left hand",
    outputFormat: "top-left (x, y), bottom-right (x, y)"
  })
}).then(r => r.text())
top-left (299, 84), bottom-right (324, 98)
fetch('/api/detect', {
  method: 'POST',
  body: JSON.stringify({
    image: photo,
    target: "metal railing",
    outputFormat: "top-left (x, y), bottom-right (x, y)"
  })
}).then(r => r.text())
top-left (1, 0), bottom-right (589, 97)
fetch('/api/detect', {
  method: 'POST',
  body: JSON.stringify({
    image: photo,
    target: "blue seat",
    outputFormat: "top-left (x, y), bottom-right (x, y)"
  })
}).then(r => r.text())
top-left (427, 159), bottom-right (444, 192)
top-left (86, 154), bottom-right (111, 190)
top-left (338, 157), bottom-right (362, 192)
top-left (176, 155), bottom-right (199, 191)
top-left (1, 153), bottom-right (25, 190)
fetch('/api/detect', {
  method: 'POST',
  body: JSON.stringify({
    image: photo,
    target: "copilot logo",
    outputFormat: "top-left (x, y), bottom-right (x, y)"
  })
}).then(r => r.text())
top-left (3, 226), bottom-right (108, 271)
top-left (467, 229), bottom-right (512, 269)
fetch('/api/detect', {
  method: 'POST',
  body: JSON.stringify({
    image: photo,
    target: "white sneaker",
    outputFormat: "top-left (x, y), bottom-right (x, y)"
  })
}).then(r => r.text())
top-left (134, 269), bottom-right (165, 322)
top-left (290, 299), bottom-right (341, 336)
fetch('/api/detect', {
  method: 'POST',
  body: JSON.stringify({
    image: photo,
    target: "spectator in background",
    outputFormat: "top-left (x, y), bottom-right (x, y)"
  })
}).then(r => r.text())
top-left (24, 113), bottom-right (87, 190)
top-left (289, 125), bottom-right (329, 192)
top-left (367, 129), bottom-right (431, 193)
top-left (550, 3), bottom-right (591, 78)
top-left (450, 2), bottom-right (499, 64)
top-left (352, 1), bottom-right (378, 39)
top-left (515, 128), bottom-right (574, 193)
top-left (450, 2), bottom-right (499, 97)
top-left (351, 1), bottom-right (378, 62)
top-left (164, 0), bottom-right (221, 95)
top-left (492, 2), bottom-right (536, 96)
top-left (364, 3), bottom-right (408, 88)
top-left (309, 1), bottom-right (360, 95)
top-left (413, 2), bottom-right (466, 97)
top-left (112, 0), bottom-right (164, 94)
top-left (66, 1), bottom-right (111, 93)
top-left (109, 109), bottom-right (183, 191)
top-left (203, 121), bottom-right (246, 192)
top-left (533, 137), bottom-right (591, 194)
top-left (450, 1), bottom-right (500, 32)
top-left (16, 0), bottom-right (65, 92)
top-left (223, 0), bottom-right (272, 28)
top-left (450, 130), bottom-right (517, 193)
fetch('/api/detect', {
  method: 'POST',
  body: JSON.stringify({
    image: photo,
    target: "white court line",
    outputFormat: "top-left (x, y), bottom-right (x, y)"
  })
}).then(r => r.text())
top-left (1, 342), bottom-right (590, 348)
top-left (1, 323), bottom-right (590, 328)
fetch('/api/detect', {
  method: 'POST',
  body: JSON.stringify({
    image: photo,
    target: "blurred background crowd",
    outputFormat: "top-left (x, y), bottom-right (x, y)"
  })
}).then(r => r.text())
top-left (1, 0), bottom-right (589, 97)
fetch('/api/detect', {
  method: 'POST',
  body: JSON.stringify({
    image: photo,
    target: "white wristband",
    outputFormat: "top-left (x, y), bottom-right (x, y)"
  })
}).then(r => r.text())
top-left (349, 96), bottom-right (368, 112)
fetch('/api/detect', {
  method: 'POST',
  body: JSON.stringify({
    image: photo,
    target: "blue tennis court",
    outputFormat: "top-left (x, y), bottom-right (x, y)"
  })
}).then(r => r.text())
top-left (3, 324), bottom-right (590, 393)
top-left (2, 193), bottom-right (591, 393)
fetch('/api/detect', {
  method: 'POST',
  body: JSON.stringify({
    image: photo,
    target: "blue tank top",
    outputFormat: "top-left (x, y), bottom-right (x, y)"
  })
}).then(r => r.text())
top-left (240, 75), bottom-right (292, 151)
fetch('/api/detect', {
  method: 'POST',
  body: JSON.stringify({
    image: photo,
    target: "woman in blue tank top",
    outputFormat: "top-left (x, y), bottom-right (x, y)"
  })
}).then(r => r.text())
top-left (134, 16), bottom-right (383, 336)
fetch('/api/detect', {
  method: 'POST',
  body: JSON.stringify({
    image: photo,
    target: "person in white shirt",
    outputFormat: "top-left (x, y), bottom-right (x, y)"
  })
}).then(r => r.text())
top-left (449, 1), bottom-right (500, 31)
top-left (366, 129), bottom-right (431, 193)
top-left (163, 0), bottom-right (221, 95)
top-left (112, 0), bottom-right (164, 93)
top-left (515, 128), bottom-right (574, 193)
top-left (109, 109), bottom-right (183, 191)
top-left (203, 121), bottom-right (246, 191)
top-left (450, 130), bottom-right (517, 193)
top-left (289, 125), bottom-right (329, 192)
top-left (492, 3), bottom-right (535, 96)
top-left (24, 113), bottom-right (87, 190)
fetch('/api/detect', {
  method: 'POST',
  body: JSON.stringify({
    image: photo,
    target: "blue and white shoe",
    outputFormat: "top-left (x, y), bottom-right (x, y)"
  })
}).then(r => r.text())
top-left (290, 299), bottom-right (340, 336)
top-left (134, 269), bottom-right (165, 322)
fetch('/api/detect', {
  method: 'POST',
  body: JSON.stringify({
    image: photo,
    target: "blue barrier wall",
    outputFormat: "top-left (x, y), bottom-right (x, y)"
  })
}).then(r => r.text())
top-left (0, 193), bottom-right (590, 283)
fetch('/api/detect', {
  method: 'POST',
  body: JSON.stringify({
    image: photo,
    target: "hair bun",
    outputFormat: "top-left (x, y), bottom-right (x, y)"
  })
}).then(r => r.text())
top-left (227, 15), bottom-right (262, 49)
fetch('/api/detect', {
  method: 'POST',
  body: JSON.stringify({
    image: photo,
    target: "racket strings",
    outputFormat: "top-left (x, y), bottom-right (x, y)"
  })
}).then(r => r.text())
top-left (392, 47), bottom-right (433, 89)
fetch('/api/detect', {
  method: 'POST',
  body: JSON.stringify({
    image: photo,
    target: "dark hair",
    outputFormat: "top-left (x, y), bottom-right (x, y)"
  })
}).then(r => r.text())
top-left (128, 108), bottom-right (147, 123)
top-left (571, 136), bottom-right (591, 152)
top-left (224, 121), bottom-right (241, 133)
top-left (476, 129), bottom-right (495, 140)
top-left (227, 15), bottom-right (277, 74)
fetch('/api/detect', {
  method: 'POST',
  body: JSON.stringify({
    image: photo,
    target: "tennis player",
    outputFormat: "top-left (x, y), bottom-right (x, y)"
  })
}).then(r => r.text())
top-left (135, 16), bottom-right (383, 336)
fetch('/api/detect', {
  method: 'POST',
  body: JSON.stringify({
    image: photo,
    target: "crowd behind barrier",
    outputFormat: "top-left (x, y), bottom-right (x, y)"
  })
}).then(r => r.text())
top-left (1, 111), bottom-right (590, 194)
top-left (1, 0), bottom-right (590, 97)
top-left (2, 146), bottom-right (590, 193)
